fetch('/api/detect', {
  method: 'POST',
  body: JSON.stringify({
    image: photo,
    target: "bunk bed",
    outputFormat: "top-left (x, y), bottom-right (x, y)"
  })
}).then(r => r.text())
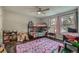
top-left (28, 21), bottom-right (48, 38)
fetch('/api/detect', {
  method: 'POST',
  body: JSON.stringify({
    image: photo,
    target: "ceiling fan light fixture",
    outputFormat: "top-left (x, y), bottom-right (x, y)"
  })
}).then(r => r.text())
top-left (37, 11), bottom-right (41, 14)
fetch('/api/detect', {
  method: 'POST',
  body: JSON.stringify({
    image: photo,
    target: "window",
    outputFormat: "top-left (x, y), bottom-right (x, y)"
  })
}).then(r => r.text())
top-left (48, 18), bottom-right (56, 33)
top-left (60, 13), bottom-right (77, 33)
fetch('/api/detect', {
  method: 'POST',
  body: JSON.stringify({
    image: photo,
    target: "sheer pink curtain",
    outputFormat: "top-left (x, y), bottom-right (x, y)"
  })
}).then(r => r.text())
top-left (73, 13), bottom-right (77, 29)
top-left (55, 16), bottom-right (61, 34)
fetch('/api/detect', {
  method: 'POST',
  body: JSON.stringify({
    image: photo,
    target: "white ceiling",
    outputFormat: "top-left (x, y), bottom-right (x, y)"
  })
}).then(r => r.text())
top-left (3, 6), bottom-right (77, 18)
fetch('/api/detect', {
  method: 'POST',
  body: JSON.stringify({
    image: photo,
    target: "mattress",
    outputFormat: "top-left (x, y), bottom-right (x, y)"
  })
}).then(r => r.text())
top-left (16, 38), bottom-right (64, 53)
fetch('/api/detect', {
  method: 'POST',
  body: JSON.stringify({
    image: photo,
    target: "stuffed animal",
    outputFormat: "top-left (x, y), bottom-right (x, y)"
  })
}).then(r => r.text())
top-left (0, 44), bottom-right (7, 53)
top-left (17, 32), bottom-right (29, 42)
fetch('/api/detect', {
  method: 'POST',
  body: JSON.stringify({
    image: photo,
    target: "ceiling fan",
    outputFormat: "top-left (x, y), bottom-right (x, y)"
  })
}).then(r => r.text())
top-left (35, 7), bottom-right (50, 15)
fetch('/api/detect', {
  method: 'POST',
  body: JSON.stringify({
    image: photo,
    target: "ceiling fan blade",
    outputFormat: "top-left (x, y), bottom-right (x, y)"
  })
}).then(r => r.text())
top-left (42, 8), bottom-right (50, 11)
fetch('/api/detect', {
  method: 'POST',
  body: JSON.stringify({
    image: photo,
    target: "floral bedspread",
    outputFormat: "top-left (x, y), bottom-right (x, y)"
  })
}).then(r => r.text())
top-left (16, 38), bottom-right (64, 53)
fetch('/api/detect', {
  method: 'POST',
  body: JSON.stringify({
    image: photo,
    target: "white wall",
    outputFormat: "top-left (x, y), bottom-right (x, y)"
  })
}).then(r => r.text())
top-left (3, 10), bottom-right (40, 32)
top-left (0, 7), bottom-right (3, 44)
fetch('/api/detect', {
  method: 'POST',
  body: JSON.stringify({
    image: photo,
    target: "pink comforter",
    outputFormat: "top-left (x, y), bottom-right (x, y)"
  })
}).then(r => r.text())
top-left (16, 38), bottom-right (64, 53)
